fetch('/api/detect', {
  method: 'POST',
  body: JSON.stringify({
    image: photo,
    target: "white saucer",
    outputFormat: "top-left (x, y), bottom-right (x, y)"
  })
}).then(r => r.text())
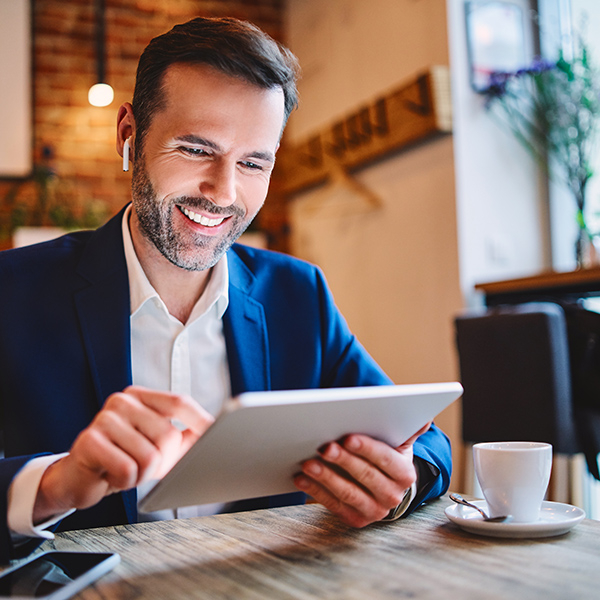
top-left (445, 500), bottom-right (586, 538)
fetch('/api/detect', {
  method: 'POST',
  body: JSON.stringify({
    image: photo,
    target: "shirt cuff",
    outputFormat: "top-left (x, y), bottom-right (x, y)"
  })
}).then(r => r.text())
top-left (8, 453), bottom-right (75, 539)
top-left (381, 481), bottom-right (417, 521)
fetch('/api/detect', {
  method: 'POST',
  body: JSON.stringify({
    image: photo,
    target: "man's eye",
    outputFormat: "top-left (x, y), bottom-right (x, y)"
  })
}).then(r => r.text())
top-left (179, 147), bottom-right (208, 156)
top-left (240, 160), bottom-right (263, 170)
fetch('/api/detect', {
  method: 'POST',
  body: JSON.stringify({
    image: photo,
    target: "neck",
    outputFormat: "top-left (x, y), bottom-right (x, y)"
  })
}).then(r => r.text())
top-left (129, 211), bottom-right (211, 324)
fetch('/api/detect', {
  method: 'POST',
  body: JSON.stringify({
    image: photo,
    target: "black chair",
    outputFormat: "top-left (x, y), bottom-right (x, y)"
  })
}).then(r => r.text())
top-left (455, 302), bottom-right (580, 454)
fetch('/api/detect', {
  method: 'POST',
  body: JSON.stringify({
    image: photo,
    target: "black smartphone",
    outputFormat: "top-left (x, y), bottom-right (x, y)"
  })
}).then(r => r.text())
top-left (0, 551), bottom-right (120, 599)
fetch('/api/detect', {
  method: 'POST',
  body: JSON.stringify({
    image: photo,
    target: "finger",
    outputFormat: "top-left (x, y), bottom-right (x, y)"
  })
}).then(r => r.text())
top-left (294, 470), bottom-right (386, 528)
top-left (319, 441), bottom-right (411, 508)
top-left (68, 428), bottom-right (144, 503)
top-left (339, 435), bottom-right (415, 484)
top-left (90, 409), bottom-right (169, 483)
top-left (121, 386), bottom-right (215, 434)
top-left (294, 473), bottom-right (374, 527)
top-left (152, 428), bottom-right (203, 479)
top-left (298, 457), bottom-right (391, 519)
top-left (98, 394), bottom-right (207, 480)
top-left (103, 392), bottom-right (181, 449)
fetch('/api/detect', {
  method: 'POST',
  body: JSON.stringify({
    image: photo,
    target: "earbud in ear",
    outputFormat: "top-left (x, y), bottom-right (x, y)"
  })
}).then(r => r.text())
top-left (123, 137), bottom-right (131, 172)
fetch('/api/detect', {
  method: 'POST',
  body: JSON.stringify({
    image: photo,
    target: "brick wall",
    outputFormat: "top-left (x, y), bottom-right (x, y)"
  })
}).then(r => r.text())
top-left (1, 0), bottom-right (286, 248)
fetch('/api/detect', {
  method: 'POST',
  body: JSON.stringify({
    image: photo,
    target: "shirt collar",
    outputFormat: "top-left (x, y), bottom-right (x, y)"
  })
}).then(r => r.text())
top-left (121, 205), bottom-right (229, 320)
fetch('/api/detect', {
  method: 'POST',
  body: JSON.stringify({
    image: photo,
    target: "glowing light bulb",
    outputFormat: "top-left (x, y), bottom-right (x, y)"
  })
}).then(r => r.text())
top-left (88, 82), bottom-right (114, 107)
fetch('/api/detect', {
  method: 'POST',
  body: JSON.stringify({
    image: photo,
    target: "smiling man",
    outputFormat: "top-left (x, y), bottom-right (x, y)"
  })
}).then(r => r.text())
top-left (121, 61), bottom-right (285, 322)
top-left (0, 17), bottom-right (452, 563)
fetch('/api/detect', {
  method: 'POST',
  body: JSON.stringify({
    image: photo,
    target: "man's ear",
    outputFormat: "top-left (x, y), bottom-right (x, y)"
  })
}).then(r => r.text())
top-left (116, 102), bottom-right (136, 162)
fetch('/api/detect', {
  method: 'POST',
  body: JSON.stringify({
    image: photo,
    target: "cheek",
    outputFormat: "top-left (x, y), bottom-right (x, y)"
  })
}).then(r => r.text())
top-left (241, 176), bottom-right (271, 214)
top-left (149, 159), bottom-right (197, 198)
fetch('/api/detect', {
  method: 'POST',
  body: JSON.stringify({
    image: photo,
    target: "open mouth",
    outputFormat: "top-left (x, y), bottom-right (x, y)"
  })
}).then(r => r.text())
top-left (178, 205), bottom-right (227, 227)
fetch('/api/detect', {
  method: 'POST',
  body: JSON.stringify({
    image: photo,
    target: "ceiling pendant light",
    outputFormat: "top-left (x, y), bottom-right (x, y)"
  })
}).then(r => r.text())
top-left (88, 0), bottom-right (113, 107)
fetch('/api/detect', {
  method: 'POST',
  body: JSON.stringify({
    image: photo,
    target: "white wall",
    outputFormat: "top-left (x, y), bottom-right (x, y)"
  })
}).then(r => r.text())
top-left (285, 0), bottom-right (465, 488)
top-left (447, 0), bottom-right (550, 304)
top-left (287, 0), bottom-right (451, 140)
top-left (0, 0), bottom-right (31, 177)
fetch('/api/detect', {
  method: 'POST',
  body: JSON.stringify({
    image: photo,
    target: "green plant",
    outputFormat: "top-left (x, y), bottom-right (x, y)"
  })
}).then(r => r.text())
top-left (0, 148), bottom-right (108, 243)
top-left (482, 38), bottom-right (600, 267)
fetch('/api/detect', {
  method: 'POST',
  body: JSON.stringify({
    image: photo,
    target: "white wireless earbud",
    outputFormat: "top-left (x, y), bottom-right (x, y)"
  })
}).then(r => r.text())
top-left (122, 137), bottom-right (131, 172)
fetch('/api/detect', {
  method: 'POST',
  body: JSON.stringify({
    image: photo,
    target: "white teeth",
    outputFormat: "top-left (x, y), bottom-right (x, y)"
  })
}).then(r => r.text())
top-left (181, 206), bottom-right (225, 227)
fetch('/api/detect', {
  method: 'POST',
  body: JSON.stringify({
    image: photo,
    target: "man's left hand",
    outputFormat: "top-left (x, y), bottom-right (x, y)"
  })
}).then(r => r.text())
top-left (293, 424), bottom-right (430, 528)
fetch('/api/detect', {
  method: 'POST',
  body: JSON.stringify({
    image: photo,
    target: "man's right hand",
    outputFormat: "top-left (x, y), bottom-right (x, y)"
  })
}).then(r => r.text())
top-left (32, 386), bottom-right (214, 524)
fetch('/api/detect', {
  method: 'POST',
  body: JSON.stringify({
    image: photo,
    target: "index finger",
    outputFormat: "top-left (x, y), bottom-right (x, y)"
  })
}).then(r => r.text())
top-left (340, 434), bottom-right (410, 482)
top-left (122, 385), bottom-right (215, 435)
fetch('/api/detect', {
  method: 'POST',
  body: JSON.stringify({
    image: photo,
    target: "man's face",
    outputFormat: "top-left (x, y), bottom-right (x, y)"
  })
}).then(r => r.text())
top-left (130, 63), bottom-right (285, 271)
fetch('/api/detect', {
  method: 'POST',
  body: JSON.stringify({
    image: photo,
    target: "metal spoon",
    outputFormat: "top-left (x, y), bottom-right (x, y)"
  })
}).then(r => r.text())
top-left (449, 493), bottom-right (512, 523)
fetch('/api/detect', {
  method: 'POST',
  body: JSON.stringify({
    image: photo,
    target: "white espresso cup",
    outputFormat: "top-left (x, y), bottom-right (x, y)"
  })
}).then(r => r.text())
top-left (473, 441), bottom-right (552, 523)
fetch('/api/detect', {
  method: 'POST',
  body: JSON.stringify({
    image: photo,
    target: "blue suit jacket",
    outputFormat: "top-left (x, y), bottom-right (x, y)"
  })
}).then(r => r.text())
top-left (0, 207), bottom-right (451, 562)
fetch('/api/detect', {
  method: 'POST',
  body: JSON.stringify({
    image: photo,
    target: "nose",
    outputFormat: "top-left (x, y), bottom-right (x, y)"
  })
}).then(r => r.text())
top-left (199, 160), bottom-right (237, 207)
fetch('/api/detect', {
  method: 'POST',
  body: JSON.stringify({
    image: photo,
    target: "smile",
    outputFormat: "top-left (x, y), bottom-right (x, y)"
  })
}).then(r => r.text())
top-left (179, 206), bottom-right (226, 227)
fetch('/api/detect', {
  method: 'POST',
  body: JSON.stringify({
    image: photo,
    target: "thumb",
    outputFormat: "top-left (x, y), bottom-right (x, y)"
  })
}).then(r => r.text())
top-left (398, 421), bottom-right (432, 451)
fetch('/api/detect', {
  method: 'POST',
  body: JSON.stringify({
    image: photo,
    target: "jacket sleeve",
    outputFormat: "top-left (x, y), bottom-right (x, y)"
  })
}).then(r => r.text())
top-left (0, 456), bottom-right (50, 564)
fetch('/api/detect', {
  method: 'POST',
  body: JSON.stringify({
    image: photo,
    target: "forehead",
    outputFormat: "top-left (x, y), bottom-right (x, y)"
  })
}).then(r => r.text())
top-left (150, 62), bottom-right (285, 144)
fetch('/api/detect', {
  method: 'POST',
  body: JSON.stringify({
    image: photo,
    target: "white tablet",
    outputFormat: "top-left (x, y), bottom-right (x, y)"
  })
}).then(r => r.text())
top-left (138, 382), bottom-right (462, 513)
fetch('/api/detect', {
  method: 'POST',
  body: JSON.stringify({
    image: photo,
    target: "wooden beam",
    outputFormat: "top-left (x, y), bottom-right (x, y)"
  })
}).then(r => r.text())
top-left (276, 66), bottom-right (452, 197)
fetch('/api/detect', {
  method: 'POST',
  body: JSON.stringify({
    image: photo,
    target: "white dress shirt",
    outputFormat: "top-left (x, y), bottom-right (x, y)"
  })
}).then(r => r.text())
top-left (124, 206), bottom-right (231, 520)
top-left (8, 206), bottom-right (231, 537)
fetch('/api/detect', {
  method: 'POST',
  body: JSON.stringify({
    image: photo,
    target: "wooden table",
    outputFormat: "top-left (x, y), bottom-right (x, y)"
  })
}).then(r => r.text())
top-left (29, 495), bottom-right (600, 599)
top-left (475, 266), bottom-right (600, 306)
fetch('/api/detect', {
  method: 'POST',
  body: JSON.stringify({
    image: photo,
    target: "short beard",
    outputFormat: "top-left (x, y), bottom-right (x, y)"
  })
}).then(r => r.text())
top-left (131, 158), bottom-right (253, 271)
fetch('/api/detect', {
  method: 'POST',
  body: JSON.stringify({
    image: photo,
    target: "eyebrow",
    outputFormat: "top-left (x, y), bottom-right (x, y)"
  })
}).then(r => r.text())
top-left (175, 135), bottom-right (275, 163)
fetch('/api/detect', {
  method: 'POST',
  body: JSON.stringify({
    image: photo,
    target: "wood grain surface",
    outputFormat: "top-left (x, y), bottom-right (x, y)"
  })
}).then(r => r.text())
top-left (30, 496), bottom-right (600, 599)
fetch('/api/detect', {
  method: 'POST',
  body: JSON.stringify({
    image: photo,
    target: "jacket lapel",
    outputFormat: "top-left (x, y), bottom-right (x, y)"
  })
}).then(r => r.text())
top-left (71, 208), bottom-right (137, 524)
top-left (223, 248), bottom-right (271, 396)
top-left (73, 208), bottom-right (133, 407)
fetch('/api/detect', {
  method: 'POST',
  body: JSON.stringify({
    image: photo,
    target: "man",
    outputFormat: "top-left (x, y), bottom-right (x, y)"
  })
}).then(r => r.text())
top-left (0, 17), bottom-right (451, 563)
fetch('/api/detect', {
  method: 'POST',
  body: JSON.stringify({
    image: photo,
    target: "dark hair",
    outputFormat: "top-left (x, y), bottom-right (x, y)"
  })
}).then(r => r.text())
top-left (132, 17), bottom-right (300, 150)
